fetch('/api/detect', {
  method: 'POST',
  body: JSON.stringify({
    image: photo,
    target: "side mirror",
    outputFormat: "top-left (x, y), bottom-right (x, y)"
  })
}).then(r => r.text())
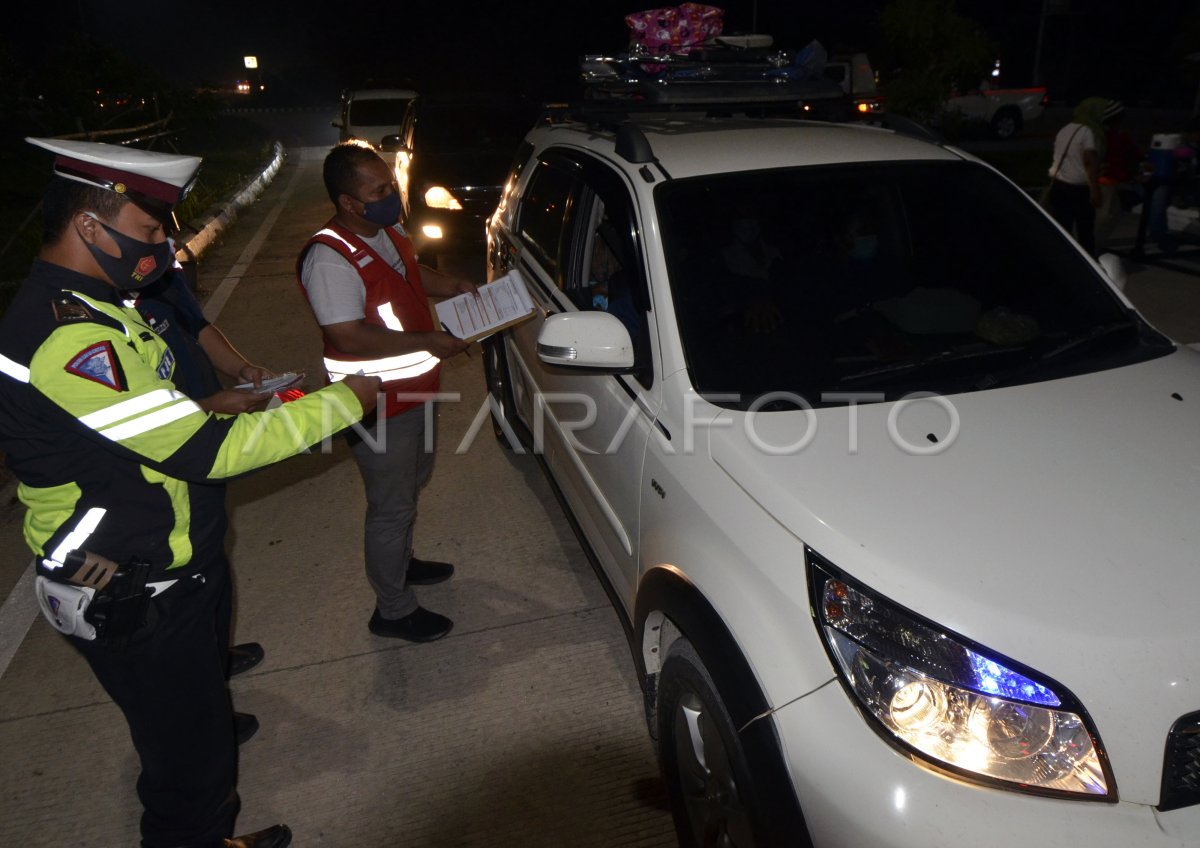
top-left (331, 120), bottom-right (343, 129)
top-left (380, 134), bottom-right (406, 153)
top-left (537, 312), bottom-right (634, 371)
top-left (1097, 252), bottom-right (1127, 292)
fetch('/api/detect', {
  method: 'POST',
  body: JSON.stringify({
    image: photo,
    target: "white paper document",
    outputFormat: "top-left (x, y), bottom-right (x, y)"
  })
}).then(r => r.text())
top-left (234, 372), bottom-right (304, 394)
top-left (435, 270), bottom-right (536, 342)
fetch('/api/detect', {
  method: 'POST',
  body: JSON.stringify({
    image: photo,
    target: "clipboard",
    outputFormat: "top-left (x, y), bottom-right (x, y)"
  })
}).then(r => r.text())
top-left (435, 270), bottom-right (536, 343)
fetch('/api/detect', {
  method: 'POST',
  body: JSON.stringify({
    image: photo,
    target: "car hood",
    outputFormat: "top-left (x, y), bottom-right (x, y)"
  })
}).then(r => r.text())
top-left (413, 149), bottom-right (512, 191)
top-left (709, 348), bottom-right (1200, 804)
top-left (348, 124), bottom-right (403, 147)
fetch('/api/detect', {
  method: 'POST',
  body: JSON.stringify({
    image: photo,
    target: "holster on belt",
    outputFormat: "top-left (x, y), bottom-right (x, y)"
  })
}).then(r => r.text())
top-left (36, 551), bottom-right (153, 649)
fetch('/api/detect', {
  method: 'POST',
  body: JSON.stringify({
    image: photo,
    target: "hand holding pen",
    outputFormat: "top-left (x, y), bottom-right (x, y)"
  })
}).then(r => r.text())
top-left (437, 322), bottom-right (472, 359)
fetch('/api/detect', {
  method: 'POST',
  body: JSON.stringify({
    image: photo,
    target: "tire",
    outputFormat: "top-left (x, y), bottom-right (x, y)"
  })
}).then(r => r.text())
top-left (990, 107), bottom-right (1022, 140)
top-left (481, 336), bottom-right (519, 449)
top-left (657, 639), bottom-right (771, 848)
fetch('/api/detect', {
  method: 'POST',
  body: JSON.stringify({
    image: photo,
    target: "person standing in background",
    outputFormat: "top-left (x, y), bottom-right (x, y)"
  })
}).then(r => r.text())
top-left (1047, 97), bottom-right (1121, 256)
top-left (1094, 100), bottom-right (1143, 252)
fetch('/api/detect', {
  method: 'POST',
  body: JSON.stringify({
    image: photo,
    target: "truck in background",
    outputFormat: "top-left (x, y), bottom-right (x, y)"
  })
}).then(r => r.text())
top-left (823, 52), bottom-right (885, 115)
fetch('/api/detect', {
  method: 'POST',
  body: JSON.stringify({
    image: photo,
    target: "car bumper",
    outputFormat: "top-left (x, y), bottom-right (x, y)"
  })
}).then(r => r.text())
top-left (773, 681), bottom-right (1200, 847)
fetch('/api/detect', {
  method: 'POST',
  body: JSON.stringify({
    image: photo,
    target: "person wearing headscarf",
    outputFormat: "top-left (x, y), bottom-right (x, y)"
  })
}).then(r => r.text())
top-left (1046, 97), bottom-right (1122, 255)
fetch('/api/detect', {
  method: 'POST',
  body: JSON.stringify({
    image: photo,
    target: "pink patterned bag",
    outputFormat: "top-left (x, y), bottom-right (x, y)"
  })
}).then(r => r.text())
top-left (625, 4), bottom-right (724, 55)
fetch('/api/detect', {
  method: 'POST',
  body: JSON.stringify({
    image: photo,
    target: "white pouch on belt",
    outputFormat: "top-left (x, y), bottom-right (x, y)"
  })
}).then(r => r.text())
top-left (35, 576), bottom-right (97, 640)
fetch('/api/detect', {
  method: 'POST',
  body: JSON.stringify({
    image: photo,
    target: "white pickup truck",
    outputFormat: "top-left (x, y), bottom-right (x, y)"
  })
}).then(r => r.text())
top-left (945, 83), bottom-right (1048, 139)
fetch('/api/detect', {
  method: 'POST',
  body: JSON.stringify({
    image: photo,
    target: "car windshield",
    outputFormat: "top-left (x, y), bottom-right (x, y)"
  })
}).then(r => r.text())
top-left (656, 160), bottom-right (1171, 408)
top-left (349, 98), bottom-right (411, 127)
top-left (413, 102), bottom-right (538, 157)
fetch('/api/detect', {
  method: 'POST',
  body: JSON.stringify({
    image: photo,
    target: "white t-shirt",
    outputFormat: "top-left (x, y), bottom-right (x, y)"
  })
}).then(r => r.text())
top-left (1049, 123), bottom-right (1097, 186)
top-left (299, 228), bottom-right (409, 326)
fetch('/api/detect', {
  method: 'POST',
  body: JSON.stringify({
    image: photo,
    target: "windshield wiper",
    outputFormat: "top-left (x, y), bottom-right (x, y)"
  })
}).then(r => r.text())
top-left (838, 345), bottom-right (1025, 385)
top-left (1036, 320), bottom-right (1138, 363)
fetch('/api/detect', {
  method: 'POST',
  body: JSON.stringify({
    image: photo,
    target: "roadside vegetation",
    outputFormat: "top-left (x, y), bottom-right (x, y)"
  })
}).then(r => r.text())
top-left (0, 38), bottom-right (274, 313)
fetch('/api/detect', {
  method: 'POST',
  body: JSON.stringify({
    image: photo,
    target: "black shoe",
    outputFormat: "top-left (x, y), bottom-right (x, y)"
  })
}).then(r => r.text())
top-left (229, 642), bottom-right (265, 677)
top-left (224, 824), bottom-right (292, 848)
top-left (234, 711), bottom-right (259, 745)
top-left (368, 607), bottom-right (453, 642)
top-left (407, 556), bottom-right (454, 585)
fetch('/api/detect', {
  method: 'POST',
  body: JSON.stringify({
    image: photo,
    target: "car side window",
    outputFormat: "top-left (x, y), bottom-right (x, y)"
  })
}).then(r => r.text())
top-left (566, 188), bottom-right (655, 389)
top-left (497, 141), bottom-right (534, 219)
top-left (517, 162), bottom-right (578, 282)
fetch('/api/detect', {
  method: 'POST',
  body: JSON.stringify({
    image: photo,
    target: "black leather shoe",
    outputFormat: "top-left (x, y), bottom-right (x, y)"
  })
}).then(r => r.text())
top-left (229, 642), bottom-right (265, 677)
top-left (407, 557), bottom-right (454, 585)
top-left (368, 607), bottom-right (453, 642)
top-left (224, 823), bottom-right (292, 847)
top-left (234, 711), bottom-right (259, 745)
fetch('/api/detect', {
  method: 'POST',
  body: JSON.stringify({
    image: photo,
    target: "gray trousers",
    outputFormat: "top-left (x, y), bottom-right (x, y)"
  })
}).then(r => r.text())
top-left (350, 403), bottom-right (435, 619)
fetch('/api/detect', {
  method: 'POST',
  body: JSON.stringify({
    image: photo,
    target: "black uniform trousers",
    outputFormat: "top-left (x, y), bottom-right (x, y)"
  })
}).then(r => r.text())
top-left (73, 547), bottom-right (238, 848)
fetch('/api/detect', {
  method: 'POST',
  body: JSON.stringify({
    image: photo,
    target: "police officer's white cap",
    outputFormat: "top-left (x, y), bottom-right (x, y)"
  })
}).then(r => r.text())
top-left (26, 137), bottom-right (202, 215)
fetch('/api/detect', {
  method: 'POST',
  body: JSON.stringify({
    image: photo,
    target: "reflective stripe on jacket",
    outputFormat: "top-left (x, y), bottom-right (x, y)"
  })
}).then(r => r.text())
top-left (0, 260), bottom-right (365, 581)
top-left (296, 221), bottom-right (440, 418)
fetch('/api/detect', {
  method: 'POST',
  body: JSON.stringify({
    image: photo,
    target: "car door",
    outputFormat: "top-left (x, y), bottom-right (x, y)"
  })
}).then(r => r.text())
top-left (395, 102), bottom-right (418, 223)
top-left (496, 150), bottom-right (661, 610)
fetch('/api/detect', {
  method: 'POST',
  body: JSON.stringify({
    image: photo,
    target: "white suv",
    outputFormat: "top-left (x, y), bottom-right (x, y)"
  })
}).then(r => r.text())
top-left (483, 104), bottom-right (1200, 847)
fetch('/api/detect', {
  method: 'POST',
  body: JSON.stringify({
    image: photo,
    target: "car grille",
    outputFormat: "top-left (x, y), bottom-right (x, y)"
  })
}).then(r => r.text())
top-left (1160, 711), bottom-right (1200, 811)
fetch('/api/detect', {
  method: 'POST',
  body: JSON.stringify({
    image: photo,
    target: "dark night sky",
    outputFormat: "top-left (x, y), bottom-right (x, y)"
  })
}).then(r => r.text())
top-left (6, 0), bottom-right (1199, 105)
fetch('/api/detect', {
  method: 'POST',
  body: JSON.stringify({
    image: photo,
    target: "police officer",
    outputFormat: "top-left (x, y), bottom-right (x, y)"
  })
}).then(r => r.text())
top-left (0, 138), bottom-right (380, 848)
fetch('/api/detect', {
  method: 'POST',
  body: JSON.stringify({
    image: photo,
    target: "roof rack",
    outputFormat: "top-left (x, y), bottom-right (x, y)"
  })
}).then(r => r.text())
top-left (580, 47), bottom-right (845, 107)
top-left (542, 92), bottom-right (857, 133)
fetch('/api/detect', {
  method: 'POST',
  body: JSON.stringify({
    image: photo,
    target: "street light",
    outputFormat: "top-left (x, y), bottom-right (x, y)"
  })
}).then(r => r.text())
top-left (243, 56), bottom-right (263, 93)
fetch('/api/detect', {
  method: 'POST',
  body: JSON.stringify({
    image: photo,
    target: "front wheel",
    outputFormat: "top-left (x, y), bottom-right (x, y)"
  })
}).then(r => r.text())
top-left (990, 106), bottom-right (1023, 140)
top-left (481, 336), bottom-right (520, 450)
top-left (657, 639), bottom-right (768, 848)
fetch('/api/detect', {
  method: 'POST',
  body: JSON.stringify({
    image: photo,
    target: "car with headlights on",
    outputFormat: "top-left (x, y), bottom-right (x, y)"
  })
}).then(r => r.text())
top-left (388, 93), bottom-right (539, 264)
top-left (333, 87), bottom-right (417, 147)
top-left (481, 99), bottom-right (1200, 847)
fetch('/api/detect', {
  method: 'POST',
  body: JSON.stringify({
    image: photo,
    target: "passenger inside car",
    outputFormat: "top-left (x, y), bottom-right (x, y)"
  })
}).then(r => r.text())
top-left (720, 204), bottom-right (785, 335)
top-left (582, 220), bottom-right (642, 342)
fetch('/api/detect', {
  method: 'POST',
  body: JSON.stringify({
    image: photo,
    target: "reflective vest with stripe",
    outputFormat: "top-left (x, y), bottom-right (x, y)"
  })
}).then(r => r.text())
top-left (297, 221), bottom-right (440, 417)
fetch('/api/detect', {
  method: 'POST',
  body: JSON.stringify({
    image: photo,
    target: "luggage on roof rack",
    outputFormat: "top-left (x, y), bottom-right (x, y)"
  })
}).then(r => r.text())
top-left (580, 44), bottom-right (844, 106)
top-left (580, 36), bottom-right (843, 106)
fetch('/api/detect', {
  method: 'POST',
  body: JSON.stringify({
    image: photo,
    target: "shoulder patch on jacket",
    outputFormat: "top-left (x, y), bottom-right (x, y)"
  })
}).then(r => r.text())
top-left (65, 341), bottom-right (126, 391)
top-left (51, 297), bottom-right (93, 323)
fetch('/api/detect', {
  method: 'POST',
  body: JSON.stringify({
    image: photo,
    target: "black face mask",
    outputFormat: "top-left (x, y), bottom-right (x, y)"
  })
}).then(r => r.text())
top-left (81, 213), bottom-right (173, 290)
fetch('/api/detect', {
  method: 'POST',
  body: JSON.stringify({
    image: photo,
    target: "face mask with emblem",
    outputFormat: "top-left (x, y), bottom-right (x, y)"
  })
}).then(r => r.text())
top-left (81, 212), bottom-right (174, 290)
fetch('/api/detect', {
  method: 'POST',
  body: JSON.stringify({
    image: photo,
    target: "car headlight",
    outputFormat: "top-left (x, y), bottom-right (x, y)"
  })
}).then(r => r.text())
top-left (808, 551), bottom-right (1114, 800)
top-left (424, 186), bottom-right (462, 210)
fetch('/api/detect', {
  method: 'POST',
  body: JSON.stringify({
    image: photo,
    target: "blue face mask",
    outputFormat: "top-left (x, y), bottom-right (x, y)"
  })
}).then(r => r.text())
top-left (850, 235), bottom-right (879, 263)
top-left (360, 190), bottom-right (401, 227)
